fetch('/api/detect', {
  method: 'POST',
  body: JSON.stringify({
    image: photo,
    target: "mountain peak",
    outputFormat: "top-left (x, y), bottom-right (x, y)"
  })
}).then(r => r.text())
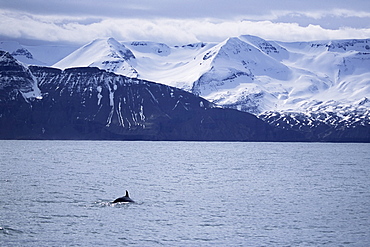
top-left (0, 51), bottom-right (42, 100)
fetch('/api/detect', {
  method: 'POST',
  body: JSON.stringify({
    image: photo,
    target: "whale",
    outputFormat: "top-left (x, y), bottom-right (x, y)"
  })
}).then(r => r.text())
top-left (113, 190), bottom-right (135, 203)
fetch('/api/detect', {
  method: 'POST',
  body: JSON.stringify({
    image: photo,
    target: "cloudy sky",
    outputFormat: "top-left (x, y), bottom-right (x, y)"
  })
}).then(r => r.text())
top-left (1, 0), bottom-right (370, 45)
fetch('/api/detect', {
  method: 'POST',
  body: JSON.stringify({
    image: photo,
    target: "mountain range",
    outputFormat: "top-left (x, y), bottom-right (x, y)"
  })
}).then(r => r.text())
top-left (0, 35), bottom-right (369, 142)
top-left (0, 50), bottom-right (304, 141)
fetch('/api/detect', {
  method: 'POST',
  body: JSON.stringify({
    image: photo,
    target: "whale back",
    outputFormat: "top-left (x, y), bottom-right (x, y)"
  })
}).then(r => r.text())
top-left (113, 190), bottom-right (135, 203)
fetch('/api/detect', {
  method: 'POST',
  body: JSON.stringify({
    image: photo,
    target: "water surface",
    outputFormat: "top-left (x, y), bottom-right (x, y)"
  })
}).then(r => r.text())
top-left (1, 141), bottom-right (369, 246)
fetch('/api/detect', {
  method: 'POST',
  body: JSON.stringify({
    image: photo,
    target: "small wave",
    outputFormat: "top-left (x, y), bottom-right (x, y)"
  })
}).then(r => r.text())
top-left (0, 226), bottom-right (23, 235)
top-left (92, 200), bottom-right (113, 207)
top-left (92, 200), bottom-right (141, 208)
top-left (51, 214), bottom-right (88, 218)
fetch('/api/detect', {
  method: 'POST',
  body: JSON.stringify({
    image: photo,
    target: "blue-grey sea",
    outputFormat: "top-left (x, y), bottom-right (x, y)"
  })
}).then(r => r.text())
top-left (1, 141), bottom-right (369, 246)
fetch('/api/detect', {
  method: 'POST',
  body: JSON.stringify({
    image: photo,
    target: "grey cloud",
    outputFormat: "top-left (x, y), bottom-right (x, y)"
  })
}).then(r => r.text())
top-left (1, 0), bottom-right (370, 45)
top-left (2, 0), bottom-right (370, 21)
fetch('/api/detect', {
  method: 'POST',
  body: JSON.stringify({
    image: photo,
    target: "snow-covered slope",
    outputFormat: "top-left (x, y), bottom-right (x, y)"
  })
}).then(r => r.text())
top-left (277, 39), bottom-right (370, 107)
top-left (124, 41), bottom-right (215, 91)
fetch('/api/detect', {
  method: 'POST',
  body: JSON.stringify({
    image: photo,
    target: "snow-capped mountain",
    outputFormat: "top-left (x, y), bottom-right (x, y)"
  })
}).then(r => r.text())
top-left (54, 38), bottom-right (138, 78)
top-left (190, 35), bottom-right (292, 114)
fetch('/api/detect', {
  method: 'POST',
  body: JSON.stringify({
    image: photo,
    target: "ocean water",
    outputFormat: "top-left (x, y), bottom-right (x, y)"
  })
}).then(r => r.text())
top-left (0, 140), bottom-right (369, 246)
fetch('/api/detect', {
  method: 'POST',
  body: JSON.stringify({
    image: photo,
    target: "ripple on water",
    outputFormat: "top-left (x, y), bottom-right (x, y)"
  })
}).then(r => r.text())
top-left (0, 226), bottom-right (23, 235)
top-left (92, 200), bottom-right (141, 208)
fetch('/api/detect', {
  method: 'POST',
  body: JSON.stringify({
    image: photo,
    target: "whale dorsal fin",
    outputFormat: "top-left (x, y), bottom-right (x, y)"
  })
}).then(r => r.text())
top-left (125, 190), bottom-right (129, 197)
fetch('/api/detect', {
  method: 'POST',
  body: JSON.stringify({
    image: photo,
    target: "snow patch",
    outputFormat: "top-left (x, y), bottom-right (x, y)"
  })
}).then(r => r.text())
top-left (97, 86), bottom-right (103, 105)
